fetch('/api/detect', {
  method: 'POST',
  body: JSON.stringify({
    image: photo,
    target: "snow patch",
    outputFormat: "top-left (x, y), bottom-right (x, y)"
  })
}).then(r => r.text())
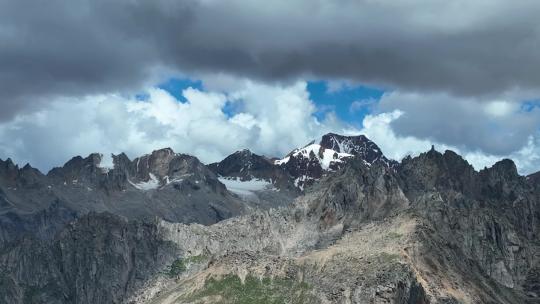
top-left (274, 156), bottom-right (290, 165)
top-left (165, 173), bottom-right (193, 185)
top-left (218, 177), bottom-right (273, 196)
top-left (129, 173), bottom-right (160, 190)
top-left (294, 175), bottom-right (311, 191)
top-left (274, 144), bottom-right (353, 170)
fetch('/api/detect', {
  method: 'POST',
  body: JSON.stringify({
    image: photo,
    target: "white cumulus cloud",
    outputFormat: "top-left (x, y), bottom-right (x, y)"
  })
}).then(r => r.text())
top-left (0, 80), bottom-right (349, 172)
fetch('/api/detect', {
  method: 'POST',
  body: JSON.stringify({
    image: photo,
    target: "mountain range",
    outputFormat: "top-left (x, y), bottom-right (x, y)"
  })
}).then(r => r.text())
top-left (0, 133), bottom-right (539, 303)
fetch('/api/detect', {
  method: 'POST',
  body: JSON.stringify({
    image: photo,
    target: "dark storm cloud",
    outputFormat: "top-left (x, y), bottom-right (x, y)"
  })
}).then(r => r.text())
top-left (377, 92), bottom-right (540, 156)
top-left (2, 0), bottom-right (540, 120)
top-left (0, 0), bottom-right (189, 119)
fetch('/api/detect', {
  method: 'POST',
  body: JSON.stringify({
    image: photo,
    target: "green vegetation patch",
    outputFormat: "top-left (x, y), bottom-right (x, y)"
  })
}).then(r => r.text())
top-left (185, 254), bottom-right (208, 264)
top-left (184, 274), bottom-right (316, 304)
top-left (167, 254), bottom-right (208, 278)
top-left (168, 258), bottom-right (187, 277)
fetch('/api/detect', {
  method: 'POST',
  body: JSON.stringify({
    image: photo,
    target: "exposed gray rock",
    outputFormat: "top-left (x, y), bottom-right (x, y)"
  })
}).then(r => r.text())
top-left (208, 149), bottom-right (299, 209)
top-left (0, 213), bottom-right (179, 304)
top-left (399, 148), bottom-right (540, 300)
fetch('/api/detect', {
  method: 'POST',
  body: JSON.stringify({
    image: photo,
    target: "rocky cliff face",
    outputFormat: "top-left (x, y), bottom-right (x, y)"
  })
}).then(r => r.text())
top-left (398, 148), bottom-right (540, 299)
top-left (0, 213), bottom-right (179, 304)
top-left (0, 135), bottom-right (539, 304)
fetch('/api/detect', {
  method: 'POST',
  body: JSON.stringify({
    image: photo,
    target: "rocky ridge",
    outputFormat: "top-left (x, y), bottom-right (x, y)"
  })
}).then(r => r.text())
top-left (0, 148), bottom-right (245, 248)
top-left (210, 133), bottom-right (397, 192)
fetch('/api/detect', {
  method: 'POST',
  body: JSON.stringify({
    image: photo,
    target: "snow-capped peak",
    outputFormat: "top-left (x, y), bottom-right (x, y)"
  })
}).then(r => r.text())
top-left (212, 133), bottom-right (396, 192)
top-left (274, 144), bottom-right (353, 170)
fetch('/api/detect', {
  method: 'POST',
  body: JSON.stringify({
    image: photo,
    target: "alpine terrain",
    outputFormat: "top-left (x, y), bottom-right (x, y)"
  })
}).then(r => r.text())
top-left (1, 133), bottom-right (539, 304)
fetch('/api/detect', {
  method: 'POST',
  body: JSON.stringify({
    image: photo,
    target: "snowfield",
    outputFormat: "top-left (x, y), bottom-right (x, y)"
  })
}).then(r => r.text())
top-left (129, 173), bottom-right (160, 190)
top-left (218, 177), bottom-right (273, 196)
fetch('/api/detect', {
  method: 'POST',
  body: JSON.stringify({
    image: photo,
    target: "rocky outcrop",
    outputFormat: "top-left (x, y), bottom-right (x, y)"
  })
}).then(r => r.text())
top-left (0, 213), bottom-right (179, 304)
top-left (310, 157), bottom-right (409, 228)
top-left (208, 149), bottom-right (279, 181)
top-left (399, 148), bottom-right (540, 299)
top-left (0, 200), bottom-right (77, 246)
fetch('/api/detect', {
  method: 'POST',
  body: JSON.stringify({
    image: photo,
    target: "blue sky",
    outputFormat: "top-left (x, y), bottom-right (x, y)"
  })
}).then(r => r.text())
top-left (307, 81), bottom-right (385, 127)
top-left (521, 100), bottom-right (540, 112)
top-left (158, 78), bottom-right (204, 100)
top-left (157, 77), bottom-right (385, 127)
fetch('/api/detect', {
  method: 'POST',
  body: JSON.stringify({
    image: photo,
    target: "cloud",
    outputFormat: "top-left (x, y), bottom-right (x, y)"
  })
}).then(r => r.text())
top-left (353, 110), bottom-right (540, 175)
top-left (349, 98), bottom-right (378, 114)
top-left (1, 78), bottom-right (539, 175)
top-left (2, 1), bottom-right (540, 175)
top-left (0, 80), bottom-right (348, 172)
top-left (2, 0), bottom-right (540, 121)
top-left (376, 91), bottom-right (540, 156)
top-left (483, 100), bottom-right (516, 118)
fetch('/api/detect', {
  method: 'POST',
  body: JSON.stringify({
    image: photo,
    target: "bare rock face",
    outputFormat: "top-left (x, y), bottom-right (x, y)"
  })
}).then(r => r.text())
top-left (0, 212), bottom-right (179, 304)
top-left (141, 149), bottom-right (538, 303)
top-left (399, 149), bottom-right (540, 298)
top-left (310, 158), bottom-right (409, 228)
top-left (208, 149), bottom-right (279, 182)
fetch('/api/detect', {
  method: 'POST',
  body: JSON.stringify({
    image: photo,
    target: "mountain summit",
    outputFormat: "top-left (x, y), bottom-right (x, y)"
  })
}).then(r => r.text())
top-left (210, 133), bottom-right (397, 192)
top-left (275, 133), bottom-right (397, 189)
